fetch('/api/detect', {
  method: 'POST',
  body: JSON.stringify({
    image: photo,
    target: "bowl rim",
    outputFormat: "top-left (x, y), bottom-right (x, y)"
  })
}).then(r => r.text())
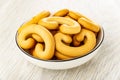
top-left (15, 27), bottom-right (104, 62)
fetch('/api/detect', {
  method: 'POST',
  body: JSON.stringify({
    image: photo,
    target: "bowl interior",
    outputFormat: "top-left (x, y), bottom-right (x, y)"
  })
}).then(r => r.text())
top-left (15, 27), bottom-right (104, 62)
top-left (96, 27), bottom-right (104, 48)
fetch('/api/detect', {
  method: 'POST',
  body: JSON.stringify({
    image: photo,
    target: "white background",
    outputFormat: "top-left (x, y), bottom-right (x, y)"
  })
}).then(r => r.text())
top-left (0, 0), bottom-right (120, 80)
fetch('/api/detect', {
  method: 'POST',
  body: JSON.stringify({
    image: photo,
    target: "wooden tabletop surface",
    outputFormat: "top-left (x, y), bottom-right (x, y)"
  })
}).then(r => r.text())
top-left (0, 0), bottom-right (120, 80)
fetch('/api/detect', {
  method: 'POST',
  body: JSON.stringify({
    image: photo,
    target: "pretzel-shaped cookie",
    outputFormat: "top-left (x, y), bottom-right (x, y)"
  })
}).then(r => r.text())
top-left (38, 17), bottom-right (81, 34)
top-left (17, 24), bottom-right (55, 60)
top-left (54, 29), bottom-right (96, 57)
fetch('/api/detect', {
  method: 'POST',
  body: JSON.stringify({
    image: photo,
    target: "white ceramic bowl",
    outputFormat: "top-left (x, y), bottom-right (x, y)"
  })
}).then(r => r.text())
top-left (16, 26), bottom-right (104, 70)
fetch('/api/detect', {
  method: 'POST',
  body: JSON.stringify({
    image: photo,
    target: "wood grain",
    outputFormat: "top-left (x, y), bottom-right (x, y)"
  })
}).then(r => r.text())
top-left (0, 0), bottom-right (120, 80)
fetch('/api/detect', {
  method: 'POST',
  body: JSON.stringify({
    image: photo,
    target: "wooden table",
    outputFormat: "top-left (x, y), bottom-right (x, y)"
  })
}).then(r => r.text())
top-left (0, 0), bottom-right (120, 80)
